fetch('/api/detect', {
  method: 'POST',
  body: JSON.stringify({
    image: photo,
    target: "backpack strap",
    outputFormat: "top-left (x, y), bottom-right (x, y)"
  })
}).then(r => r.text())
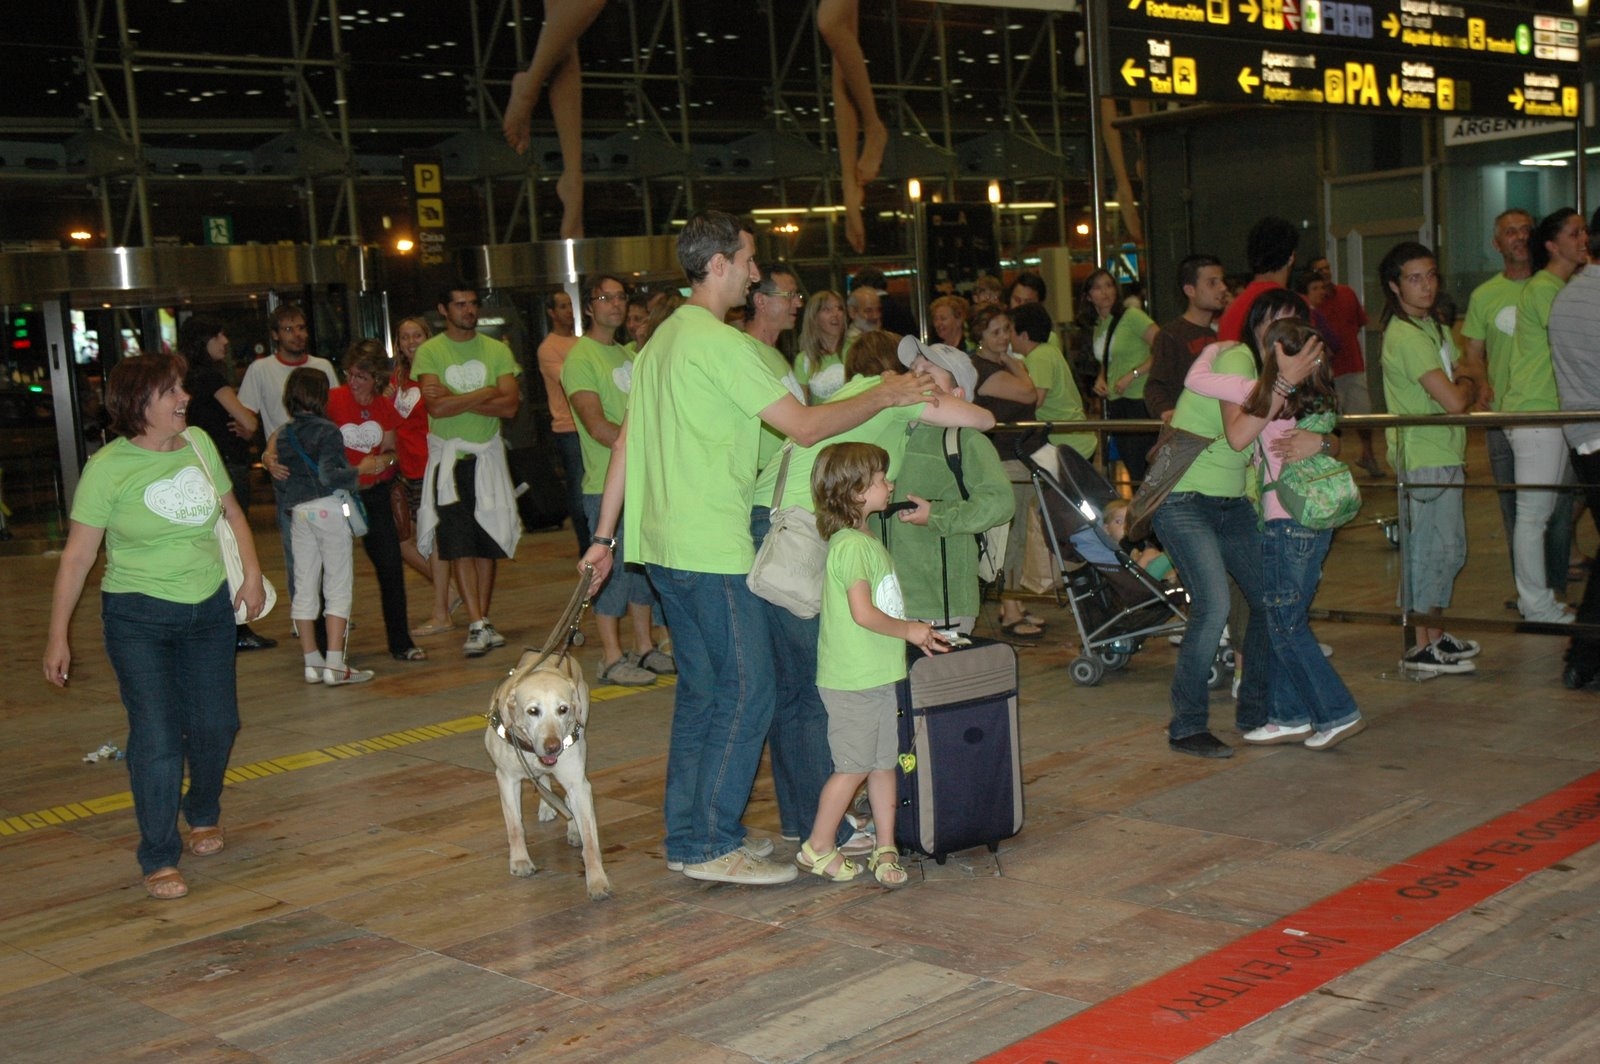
top-left (943, 426), bottom-right (971, 500)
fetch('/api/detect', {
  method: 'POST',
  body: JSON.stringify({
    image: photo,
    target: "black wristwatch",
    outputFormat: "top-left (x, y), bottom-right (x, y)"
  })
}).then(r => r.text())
top-left (591, 534), bottom-right (616, 550)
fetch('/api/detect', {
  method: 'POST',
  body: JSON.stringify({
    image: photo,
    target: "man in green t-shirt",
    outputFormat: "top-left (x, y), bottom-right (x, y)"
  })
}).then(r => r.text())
top-left (562, 274), bottom-right (668, 688)
top-left (414, 285), bottom-right (522, 658)
top-left (577, 210), bottom-right (929, 886)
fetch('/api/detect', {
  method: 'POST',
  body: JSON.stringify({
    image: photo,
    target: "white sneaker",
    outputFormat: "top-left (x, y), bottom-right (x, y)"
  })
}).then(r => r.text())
top-left (681, 848), bottom-right (798, 884)
top-left (323, 665), bottom-right (375, 686)
top-left (1402, 643), bottom-right (1476, 675)
top-left (463, 625), bottom-right (491, 658)
top-left (1305, 718), bottom-right (1367, 750)
top-left (1318, 642), bottom-right (1334, 658)
top-left (668, 836), bottom-right (773, 872)
top-left (1242, 722), bottom-right (1313, 744)
top-left (303, 666), bottom-right (323, 684)
top-left (480, 621), bottom-right (507, 648)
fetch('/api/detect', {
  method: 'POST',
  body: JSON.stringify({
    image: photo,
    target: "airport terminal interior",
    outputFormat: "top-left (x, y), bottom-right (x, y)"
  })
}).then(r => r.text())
top-left (7, 1), bottom-right (1600, 1061)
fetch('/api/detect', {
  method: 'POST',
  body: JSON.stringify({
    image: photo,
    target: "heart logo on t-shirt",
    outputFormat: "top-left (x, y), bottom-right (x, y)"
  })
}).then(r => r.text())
top-left (809, 363), bottom-right (846, 401)
top-left (143, 466), bottom-right (217, 526)
top-left (340, 420), bottom-right (384, 453)
top-left (392, 385), bottom-right (421, 419)
top-left (444, 361), bottom-right (487, 393)
top-left (874, 573), bottom-right (905, 621)
top-left (612, 360), bottom-right (634, 395)
top-left (1494, 305), bottom-right (1517, 336)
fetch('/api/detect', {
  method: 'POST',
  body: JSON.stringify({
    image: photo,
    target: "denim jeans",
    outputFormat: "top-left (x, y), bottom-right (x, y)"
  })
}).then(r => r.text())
top-left (646, 564), bottom-right (776, 865)
top-left (751, 507), bottom-right (850, 848)
top-left (554, 431), bottom-right (591, 554)
top-left (1261, 520), bottom-right (1359, 731)
top-left (102, 584), bottom-right (241, 875)
top-left (1152, 492), bottom-right (1268, 740)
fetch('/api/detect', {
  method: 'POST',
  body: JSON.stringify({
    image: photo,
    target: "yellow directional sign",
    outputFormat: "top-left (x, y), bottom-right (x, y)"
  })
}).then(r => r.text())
top-left (1238, 67), bottom-right (1260, 94)
top-left (1508, 87), bottom-right (1525, 110)
top-left (1122, 57), bottom-right (1147, 86)
top-left (1239, 0), bottom-right (1260, 21)
top-left (1387, 75), bottom-right (1403, 107)
top-left (1382, 12), bottom-right (1401, 38)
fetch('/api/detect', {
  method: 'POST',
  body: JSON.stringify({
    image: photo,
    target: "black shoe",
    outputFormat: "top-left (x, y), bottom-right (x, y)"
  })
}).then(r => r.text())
top-left (1564, 663), bottom-right (1597, 690)
top-left (1168, 732), bottom-right (1234, 759)
top-left (236, 626), bottom-right (278, 651)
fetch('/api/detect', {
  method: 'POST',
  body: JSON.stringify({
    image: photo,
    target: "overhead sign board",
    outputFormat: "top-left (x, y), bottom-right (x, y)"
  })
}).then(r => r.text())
top-left (1097, 0), bottom-right (1580, 120)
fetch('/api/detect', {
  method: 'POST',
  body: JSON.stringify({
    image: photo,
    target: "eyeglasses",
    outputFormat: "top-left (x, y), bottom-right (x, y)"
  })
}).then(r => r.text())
top-left (761, 289), bottom-right (803, 303)
top-left (592, 292), bottom-right (629, 305)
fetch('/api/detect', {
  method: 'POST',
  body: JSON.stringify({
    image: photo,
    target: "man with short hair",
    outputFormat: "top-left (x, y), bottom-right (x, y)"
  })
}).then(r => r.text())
top-left (1009, 301), bottom-right (1094, 459)
top-left (238, 304), bottom-right (339, 630)
top-left (1216, 216), bottom-right (1298, 341)
top-left (1009, 271), bottom-right (1047, 308)
top-left (845, 284), bottom-right (881, 345)
top-left (577, 210), bottom-right (929, 886)
top-left (414, 284), bottom-right (523, 657)
top-left (536, 290), bottom-right (589, 554)
top-left (1308, 254), bottom-right (1381, 476)
top-left (1462, 209), bottom-right (1553, 596)
top-left (1145, 254), bottom-right (1226, 422)
top-left (562, 274), bottom-right (669, 687)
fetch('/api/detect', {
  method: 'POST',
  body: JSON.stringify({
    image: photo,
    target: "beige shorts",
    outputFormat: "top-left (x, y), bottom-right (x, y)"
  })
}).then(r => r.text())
top-left (819, 683), bottom-right (900, 773)
top-left (1335, 373), bottom-right (1372, 415)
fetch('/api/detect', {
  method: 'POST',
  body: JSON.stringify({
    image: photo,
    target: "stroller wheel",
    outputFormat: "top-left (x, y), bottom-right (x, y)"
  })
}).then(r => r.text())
top-left (1219, 645), bottom-right (1236, 672)
top-left (1069, 656), bottom-right (1105, 687)
top-left (1206, 660), bottom-right (1230, 690)
top-left (1096, 647), bottom-right (1131, 671)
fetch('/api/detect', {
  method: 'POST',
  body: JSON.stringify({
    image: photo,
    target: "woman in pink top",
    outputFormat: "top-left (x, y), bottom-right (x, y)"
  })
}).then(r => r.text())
top-left (1185, 317), bottom-right (1363, 751)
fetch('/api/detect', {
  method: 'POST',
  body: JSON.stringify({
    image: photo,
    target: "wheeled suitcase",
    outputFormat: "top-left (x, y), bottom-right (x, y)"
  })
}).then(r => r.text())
top-left (894, 638), bottom-right (1022, 863)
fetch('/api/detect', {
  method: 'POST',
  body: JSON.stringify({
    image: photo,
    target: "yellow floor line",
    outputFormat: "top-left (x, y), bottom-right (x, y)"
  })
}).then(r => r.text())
top-left (0, 676), bottom-right (674, 838)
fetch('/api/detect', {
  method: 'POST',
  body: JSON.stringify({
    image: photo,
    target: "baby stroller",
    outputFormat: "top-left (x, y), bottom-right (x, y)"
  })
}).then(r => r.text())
top-left (1014, 430), bottom-right (1231, 688)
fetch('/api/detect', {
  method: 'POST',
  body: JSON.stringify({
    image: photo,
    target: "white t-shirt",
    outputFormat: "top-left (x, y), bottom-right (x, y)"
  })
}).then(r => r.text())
top-left (237, 354), bottom-right (339, 440)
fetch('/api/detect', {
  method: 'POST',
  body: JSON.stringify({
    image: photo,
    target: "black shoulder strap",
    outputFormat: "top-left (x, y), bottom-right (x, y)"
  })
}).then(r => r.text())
top-left (944, 426), bottom-right (971, 500)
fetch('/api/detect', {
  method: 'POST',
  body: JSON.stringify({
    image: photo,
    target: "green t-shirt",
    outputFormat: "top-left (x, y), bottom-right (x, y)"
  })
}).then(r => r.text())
top-left (1169, 343), bottom-right (1256, 497)
top-left (1382, 316), bottom-right (1465, 470)
top-left (817, 528), bottom-right (908, 690)
top-left (70, 432), bottom-right (231, 603)
top-left (751, 374), bottom-right (925, 511)
top-left (1099, 307), bottom-right (1157, 400)
top-left (796, 350), bottom-right (846, 403)
top-left (753, 339), bottom-right (803, 473)
top-left (1461, 272), bottom-right (1527, 413)
top-left (560, 336), bottom-right (632, 494)
top-left (623, 304), bottom-right (790, 573)
top-left (412, 332), bottom-right (521, 443)
top-left (1505, 268), bottom-right (1564, 413)
top-left (1025, 339), bottom-right (1096, 457)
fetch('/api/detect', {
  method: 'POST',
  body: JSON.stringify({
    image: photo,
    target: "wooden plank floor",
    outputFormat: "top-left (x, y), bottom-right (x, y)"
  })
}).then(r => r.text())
top-left (5, 460), bottom-right (1600, 1062)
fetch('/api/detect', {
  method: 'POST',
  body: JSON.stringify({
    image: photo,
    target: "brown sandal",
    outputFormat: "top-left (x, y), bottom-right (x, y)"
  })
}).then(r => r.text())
top-left (187, 825), bottom-right (225, 857)
top-left (143, 866), bottom-right (189, 900)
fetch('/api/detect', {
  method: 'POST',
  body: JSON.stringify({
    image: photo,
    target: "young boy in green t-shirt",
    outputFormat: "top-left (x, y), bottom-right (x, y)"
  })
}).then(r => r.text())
top-left (803, 442), bottom-right (950, 889)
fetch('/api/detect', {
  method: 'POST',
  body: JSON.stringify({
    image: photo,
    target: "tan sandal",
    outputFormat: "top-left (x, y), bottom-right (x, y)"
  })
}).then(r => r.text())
top-left (143, 866), bottom-right (188, 900)
top-left (796, 840), bottom-right (861, 882)
top-left (869, 845), bottom-right (909, 889)
top-left (187, 825), bottom-right (224, 857)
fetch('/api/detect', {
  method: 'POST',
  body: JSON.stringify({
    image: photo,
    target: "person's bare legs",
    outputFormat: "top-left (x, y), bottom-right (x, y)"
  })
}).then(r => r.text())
top-left (833, 58), bottom-right (867, 254)
top-left (628, 602), bottom-right (656, 657)
top-left (818, 0), bottom-right (887, 188)
top-left (806, 770), bottom-right (868, 876)
top-left (453, 557), bottom-right (485, 624)
top-left (400, 534), bottom-right (432, 582)
top-left (546, 44), bottom-right (585, 239)
top-left (477, 557), bottom-right (496, 619)
top-left (419, 552), bottom-right (456, 630)
top-left (502, 0), bottom-right (607, 154)
top-left (597, 613), bottom-right (626, 669)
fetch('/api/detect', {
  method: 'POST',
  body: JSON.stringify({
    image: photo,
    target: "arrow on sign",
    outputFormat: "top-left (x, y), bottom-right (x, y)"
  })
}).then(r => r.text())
top-left (1128, 0), bottom-right (1143, 8)
top-left (1238, 67), bottom-right (1261, 94)
top-left (1240, 0), bottom-right (1261, 23)
top-left (1383, 13), bottom-right (1401, 37)
top-left (1388, 75), bottom-right (1403, 107)
top-left (1122, 57), bottom-right (1147, 86)
top-left (1509, 87), bottom-right (1526, 111)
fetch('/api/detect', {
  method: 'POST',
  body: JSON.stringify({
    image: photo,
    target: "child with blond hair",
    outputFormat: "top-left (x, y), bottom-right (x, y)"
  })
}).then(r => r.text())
top-left (801, 442), bottom-right (949, 888)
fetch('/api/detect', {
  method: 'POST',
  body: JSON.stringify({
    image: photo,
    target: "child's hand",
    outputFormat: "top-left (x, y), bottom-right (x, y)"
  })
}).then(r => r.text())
top-left (906, 621), bottom-right (952, 656)
top-left (897, 494), bottom-right (932, 526)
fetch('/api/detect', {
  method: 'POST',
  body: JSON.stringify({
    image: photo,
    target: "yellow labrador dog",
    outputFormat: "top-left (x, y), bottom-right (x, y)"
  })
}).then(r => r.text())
top-left (484, 651), bottom-right (611, 900)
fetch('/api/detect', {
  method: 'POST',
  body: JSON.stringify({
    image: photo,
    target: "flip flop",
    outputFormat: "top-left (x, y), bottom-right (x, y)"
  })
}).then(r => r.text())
top-left (143, 866), bottom-right (189, 900)
top-left (410, 620), bottom-right (455, 637)
top-left (1001, 621), bottom-right (1044, 642)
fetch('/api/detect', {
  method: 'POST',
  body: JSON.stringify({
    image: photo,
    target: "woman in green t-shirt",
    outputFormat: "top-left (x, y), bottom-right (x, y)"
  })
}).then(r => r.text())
top-left (1080, 269), bottom-right (1160, 481)
top-left (796, 290), bottom-right (848, 403)
top-left (43, 353), bottom-right (266, 901)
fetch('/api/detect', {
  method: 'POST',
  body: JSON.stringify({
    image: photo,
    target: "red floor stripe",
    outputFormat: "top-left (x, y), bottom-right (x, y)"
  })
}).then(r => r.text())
top-left (983, 767), bottom-right (1600, 1064)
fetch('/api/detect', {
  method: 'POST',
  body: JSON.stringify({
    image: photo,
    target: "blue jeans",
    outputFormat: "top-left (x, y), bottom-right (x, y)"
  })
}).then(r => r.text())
top-left (102, 584), bottom-right (241, 875)
top-left (646, 564), bottom-right (776, 865)
top-left (554, 431), bottom-right (591, 554)
top-left (1261, 520), bottom-right (1359, 731)
top-left (1152, 493), bottom-right (1268, 740)
top-left (751, 508), bottom-right (850, 848)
